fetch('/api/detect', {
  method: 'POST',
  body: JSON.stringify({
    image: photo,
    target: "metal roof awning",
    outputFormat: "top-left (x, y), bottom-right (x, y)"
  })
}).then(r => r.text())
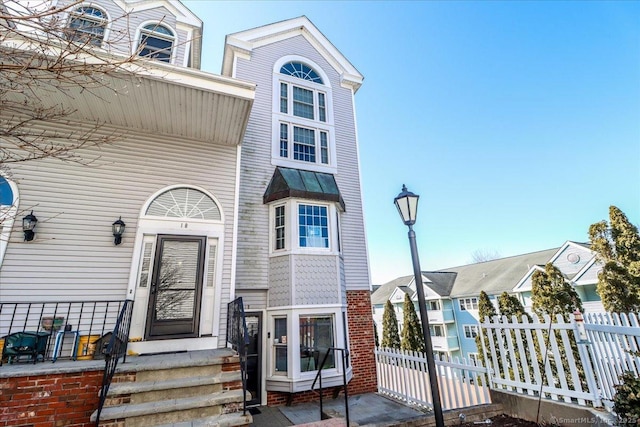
top-left (263, 167), bottom-right (345, 210)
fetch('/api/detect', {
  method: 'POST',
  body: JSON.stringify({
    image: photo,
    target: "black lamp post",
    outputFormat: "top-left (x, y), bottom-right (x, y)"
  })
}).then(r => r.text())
top-left (22, 211), bottom-right (38, 241)
top-left (394, 185), bottom-right (444, 427)
top-left (112, 217), bottom-right (126, 245)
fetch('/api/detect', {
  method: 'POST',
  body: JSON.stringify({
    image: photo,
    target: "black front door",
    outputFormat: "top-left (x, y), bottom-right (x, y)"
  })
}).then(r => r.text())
top-left (245, 312), bottom-right (262, 406)
top-left (146, 235), bottom-right (206, 339)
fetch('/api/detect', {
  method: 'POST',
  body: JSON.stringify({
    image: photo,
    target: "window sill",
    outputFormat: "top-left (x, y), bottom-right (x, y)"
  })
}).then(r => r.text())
top-left (272, 158), bottom-right (337, 175)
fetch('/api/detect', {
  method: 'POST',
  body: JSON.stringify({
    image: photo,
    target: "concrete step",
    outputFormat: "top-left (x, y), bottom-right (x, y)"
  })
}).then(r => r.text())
top-left (105, 371), bottom-right (241, 405)
top-left (156, 412), bottom-right (252, 427)
top-left (93, 389), bottom-right (245, 426)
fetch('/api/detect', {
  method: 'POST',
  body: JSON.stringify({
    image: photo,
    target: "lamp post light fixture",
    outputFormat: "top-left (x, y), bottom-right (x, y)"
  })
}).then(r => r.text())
top-left (394, 185), bottom-right (444, 427)
top-left (112, 217), bottom-right (126, 246)
top-left (22, 211), bottom-right (38, 241)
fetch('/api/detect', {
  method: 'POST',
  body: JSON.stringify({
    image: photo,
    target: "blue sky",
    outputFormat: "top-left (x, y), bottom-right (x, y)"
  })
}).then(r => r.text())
top-left (184, 1), bottom-right (640, 285)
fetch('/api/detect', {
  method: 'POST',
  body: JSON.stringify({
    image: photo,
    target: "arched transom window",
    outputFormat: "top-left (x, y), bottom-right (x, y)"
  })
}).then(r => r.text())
top-left (138, 23), bottom-right (175, 62)
top-left (280, 62), bottom-right (324, 84)
top-left (274, 59), bottom-right (334, 172)
top-left (67, 6), bottom-right (108, 46)
top-left (145, 187), bottom-right (221, 221)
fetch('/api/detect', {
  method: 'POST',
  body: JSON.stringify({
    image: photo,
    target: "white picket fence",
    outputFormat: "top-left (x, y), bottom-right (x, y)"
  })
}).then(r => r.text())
top-left (480, 312), bottom-right (640, 411)
top-left (375, 347), bottom-right (491, 411)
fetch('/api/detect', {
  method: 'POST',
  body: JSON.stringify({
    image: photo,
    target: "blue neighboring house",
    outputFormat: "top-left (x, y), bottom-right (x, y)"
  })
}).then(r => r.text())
top-left (371, 246), bottom-right (600, 362)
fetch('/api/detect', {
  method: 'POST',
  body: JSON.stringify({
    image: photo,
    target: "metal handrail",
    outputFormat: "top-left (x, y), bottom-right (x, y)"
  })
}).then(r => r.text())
top-left (95, 299), bottom-right (133, 426)
top-left (226, 297), bottom-right (249, 415)
top-left (311, 347), bottom-right (350, 426)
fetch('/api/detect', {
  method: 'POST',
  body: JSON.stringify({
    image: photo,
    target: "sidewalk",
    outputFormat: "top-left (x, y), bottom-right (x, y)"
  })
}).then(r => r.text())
top-left (249, 393), bottom-right (427, 427)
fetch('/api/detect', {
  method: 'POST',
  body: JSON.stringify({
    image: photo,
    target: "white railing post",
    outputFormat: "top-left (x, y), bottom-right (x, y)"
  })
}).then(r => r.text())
top-left (573, 310), bottom-right (602, 408)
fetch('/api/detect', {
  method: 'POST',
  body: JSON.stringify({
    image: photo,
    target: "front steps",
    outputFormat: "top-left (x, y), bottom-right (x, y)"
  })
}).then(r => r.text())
top-left (92, 348), bottom-right (252, 427)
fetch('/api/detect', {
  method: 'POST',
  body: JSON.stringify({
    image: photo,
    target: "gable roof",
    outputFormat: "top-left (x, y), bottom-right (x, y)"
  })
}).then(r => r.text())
top-left (442, 248), bottom-right (559, 298)
top-left (371, 275), bottom-right (413, 305)
top-left (222, 16), bottom-right (363, 92)
top-left (422, 272), bottom-right (457, 297)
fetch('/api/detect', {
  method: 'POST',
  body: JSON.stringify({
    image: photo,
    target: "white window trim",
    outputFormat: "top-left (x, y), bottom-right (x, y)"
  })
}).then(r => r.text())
top-left (134, 20), bottom-right (177, 65)
top-left (0, 177), bottom-right (18, 266)
top-left (463, 324), bottom-right (479, 339)
top-left (459, 297), bottom-right (479, 311)
top-left (127, 185), bottom-right (225, 343)
top-left (66, 3), bottom-right (111, 47)
top-left (269, 200), bottom-right (341, 256)
top-left (271, 56), bottom-right (336, 174)
top-left (266, 306), bottom-right (347, 386)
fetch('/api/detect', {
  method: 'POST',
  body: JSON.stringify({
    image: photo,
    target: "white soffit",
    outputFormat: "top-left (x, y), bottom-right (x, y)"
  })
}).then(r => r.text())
top-left (222, 16), bottom-right (363, 92)
top-left (5, 55), bottom-right (256, 145)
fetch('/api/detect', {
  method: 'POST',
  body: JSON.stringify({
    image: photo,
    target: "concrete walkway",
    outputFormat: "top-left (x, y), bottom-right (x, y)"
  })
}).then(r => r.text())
top-left (250, 393), bottom-right (427, 427)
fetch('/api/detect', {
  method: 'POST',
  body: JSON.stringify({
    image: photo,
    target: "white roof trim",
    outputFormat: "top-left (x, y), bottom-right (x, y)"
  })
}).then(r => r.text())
top-left (223, 16), bottom-right (363, 92)
top-left (572, 257), bottom-right (602, 284)
top-left (113, 0), bottom-right (202, 26)
top-left (548, 240), bottom-right (593, 264)
top-left (512, 265), bottom-right (545, 292)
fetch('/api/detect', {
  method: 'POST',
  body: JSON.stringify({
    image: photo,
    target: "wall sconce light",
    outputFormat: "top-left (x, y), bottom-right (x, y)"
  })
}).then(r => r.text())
top-left (112, 217), bottom-right (126, 246)
top-left (22, 211), bottom-right (38, 241)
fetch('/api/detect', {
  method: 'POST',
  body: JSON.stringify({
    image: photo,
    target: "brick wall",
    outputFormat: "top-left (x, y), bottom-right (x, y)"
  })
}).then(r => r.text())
top-left (345, 290), bottom-right (377, 395)
top-left (0, 370), bottom-right (102, 427)
top-left (266, 291), bottom-right (378, 406)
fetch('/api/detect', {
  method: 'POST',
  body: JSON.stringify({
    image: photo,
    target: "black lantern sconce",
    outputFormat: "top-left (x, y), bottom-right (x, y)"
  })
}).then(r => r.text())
top-left (22, 211), bottom-right (38, 241)
top-left (112, 217), bottom-right (126, 246)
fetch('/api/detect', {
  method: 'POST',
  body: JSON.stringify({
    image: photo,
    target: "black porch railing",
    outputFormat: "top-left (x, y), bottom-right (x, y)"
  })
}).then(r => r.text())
top-left (1, 300), bottom-right (129, 364)
top-left (226, 297), bottom-right (249, 415)
top-left (95, 299), bottom-right (133, 426)
top-left (311, 347), bottom-right (350, 426)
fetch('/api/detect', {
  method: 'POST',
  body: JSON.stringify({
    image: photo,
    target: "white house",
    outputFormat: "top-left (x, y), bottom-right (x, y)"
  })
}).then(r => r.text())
top-left (1, 0), bottom-right (376, 410)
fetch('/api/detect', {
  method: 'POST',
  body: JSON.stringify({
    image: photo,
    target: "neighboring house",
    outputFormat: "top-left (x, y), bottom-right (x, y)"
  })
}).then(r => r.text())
top-left (372, 243), bottom-right (604, 362)
top-left (1, 0), bottom-right (375, 408)
top-left (512, 241), bottom-right (604, 313)
top-left (372, 273), bottom-right (458, 358)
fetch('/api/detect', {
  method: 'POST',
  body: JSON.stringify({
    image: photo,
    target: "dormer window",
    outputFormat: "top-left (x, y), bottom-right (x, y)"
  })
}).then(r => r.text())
top-left (138, 24), bottom-right (174, 62)
top-left (272, 58), bottom-right (335, 173)
top-left (67, 6), bottom-right (107, 46)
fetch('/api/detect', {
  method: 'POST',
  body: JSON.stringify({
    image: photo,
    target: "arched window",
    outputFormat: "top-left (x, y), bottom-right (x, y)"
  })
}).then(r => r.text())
top-left (67, 6), bottom-right (108, 46)
top-left (0, 176), bottom-right (18, 265)
top-left (273, 58), bottom-right (334, 172)
top-left (138, 24), bottom-right (175, 63)
top-left (145, 187), bottom-right (221, 221)
top-left (280, 62), bottom-right (323, 84)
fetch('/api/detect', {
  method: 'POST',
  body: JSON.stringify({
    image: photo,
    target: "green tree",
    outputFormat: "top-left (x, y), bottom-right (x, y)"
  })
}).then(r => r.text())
top-left (532, 263), bottom-right (585, 389)
top-left (381, 300), bottom-right (400, 349)
top-left (589, 206), bottom-right (640, 313)
top-left (475, 291), bottom-right (497, 365)
top-left (498, 292), bottom-right (530, 321)
top-left (400, 294), bottom-right (425, 352)
top-left (532, 263), bottom-right (583, 320)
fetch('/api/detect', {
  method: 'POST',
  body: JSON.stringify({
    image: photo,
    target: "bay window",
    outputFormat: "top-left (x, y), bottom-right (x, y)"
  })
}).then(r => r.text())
top-left (271, 201), bottom-right (338, 253)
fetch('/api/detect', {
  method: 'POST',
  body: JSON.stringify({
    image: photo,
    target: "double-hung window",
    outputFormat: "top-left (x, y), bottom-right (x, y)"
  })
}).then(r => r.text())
top-left (67, 6), bottom-right (107, 46)
top-left (459, 297), bottom-right (478, 311)
top-left (271, 202), bottom-right (335, 252)
top-left (274, 60), bottom-right (333, 171)
top-left (463, 325), bottom-right (478, 339)
top-left (298, 204), bottom-right (328, 248)
top-left (138, 24), bottom-right (174, 62)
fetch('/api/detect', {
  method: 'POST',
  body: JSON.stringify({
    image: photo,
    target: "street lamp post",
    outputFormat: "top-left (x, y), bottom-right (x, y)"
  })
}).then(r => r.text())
top-left (394, 185), bottom-right (444, 427)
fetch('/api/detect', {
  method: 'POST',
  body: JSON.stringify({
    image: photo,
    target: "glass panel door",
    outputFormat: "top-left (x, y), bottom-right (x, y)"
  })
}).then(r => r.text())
top-left (146, 235), bottom-right (205, 338)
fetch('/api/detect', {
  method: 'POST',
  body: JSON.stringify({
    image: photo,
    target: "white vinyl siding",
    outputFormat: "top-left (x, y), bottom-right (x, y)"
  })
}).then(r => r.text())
top-left (0, 121), bottom-right (238, 345)
top-left (57, 0), bottom-right (193, 67)
top-left (232, 34), bottom-right (370, 292)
